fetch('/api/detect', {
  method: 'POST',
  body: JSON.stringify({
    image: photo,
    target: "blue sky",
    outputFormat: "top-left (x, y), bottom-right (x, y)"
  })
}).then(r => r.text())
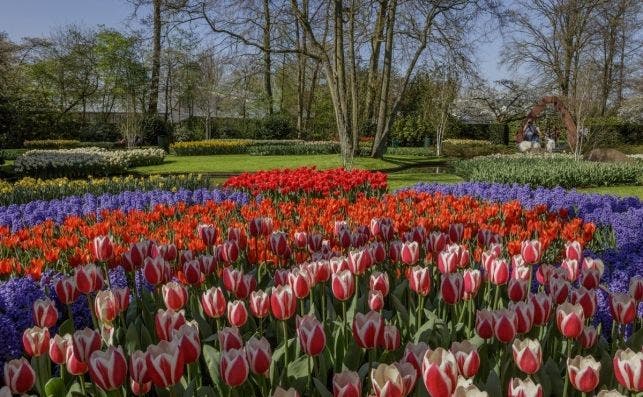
top-left (0, 0), bottom-right (509, 82)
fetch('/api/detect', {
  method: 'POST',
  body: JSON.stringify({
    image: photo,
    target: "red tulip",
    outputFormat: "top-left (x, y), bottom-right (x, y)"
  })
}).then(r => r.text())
top-left (352, 311), bottom-right (384, 349)
top-left (227, 300), bottom-right (248, 328)
top-left (222, 240), bottom-right (240, 263)
top-left (129, 350), bottom-right (151, 396)
top-left (609, 292), bottom-right (636, 324)
top-left (530, 292), bottom-right (552, 326)
top-left (158, 243), bottom-right (177, 262)
top-left (92, 235), bottom-right (114, 261)
top-left (463, 269), bottom-right (482, 300)
top-left (395, 361), bottom-right (418, 396)
top-left (182, 260), bottom-right (202, 285)
top-left (198, 255), bottom-right (217, 276)
top-left (95, 290), bottom-right (119, 324)
top-left (3, 358), bottom-right (36, 394)
top-left (389, 241), bottom-right (403, 262)
top-left (402, 342), bottom-right (429, 375)
top-left (294, 231), bottom-right (308, 249)
top-left (561, 259), bottom-right (580, 282)
top-left (143, 256), bottom-right (170, 286)
top-left (155, 308), bottom-right (186, 341)
top-left (448, 223), bottom-right (464, 243)
top-left (509, 301), bottom-right (534, 334)
top-left (493, 309), bottom-right (517, 343)
top-left (112, 286), bottom-right (130, 313)
top-left (72, 327), bottom-right (101, 363)
top-left (481, 250), bottom-right (498, 275)
top-left (32, 298), bottom-right (58, 328)
top-left (580, 268), bottom-right (601, 290)
top-left (289, 267), bottom-right (312, 299)
top-left (297, 315), bottom-right (326, 356)
top-left (370, 271), bottom-right (390, 296)
top-left (338, 228), bottom-right (352, 249)
top-left (475, 309), bottom-right (494, 339)
top-left (565, 240), bottom-right (583, 262)
top-left (570, 287), bottom-right (597, 318)
top-left (371, 363), bottom-right (404, 397)
top-left (227, 227), bottom-right (247, 249)
top-left (629, 275), bottom-right (643, 302)
top-left (401, 241), bottom-right (420, 266)
top-left (88, 346), bottom-right (128, 391)
top-left (369, 290), bottom-right (385, 311)
top-left (369, 242), bottom-right (387, 264)
top-left (54, 276), bottom-right (79, 304)
top-left (508, 377), bottom-right (543, 397)
top-left (172, 322), bottom-right (201, 364)
top-left (437, 247), bottom-right (458, 274)
top-left (162, 281), bottom-right (188, 311)
top-left (248, 217), bottom-right (263, 237)
top-left (220, 348), bottom-right (249, 387)
top-left (249, 290), bottom-right (271, 318)
top-left (49, 334), bottom-right (71, 365)
top-left (427, 231), bottom-right (448, 254)
top-left (270, 284), bottom-right (297, 320)
top-left (273, 387), bottom-right (300, 397)
top-left (450, 341), bottom-right (480, 378)
top-left (512, 338), bottom-right (542, 374)
top-left (218, 326), bottom-right (243, 351)
top-left (548, 277), bottom-right (570, 305)
top-left (440, 273), bottom-right (463, 305)
top-left (556, 302), bottom-right (585, 338)
top-left (520, 240), bottom-right (542, 264)
top-left (246, 336), bottom-right (272, 375)
top-left (333, 370), bottom-right (361, 397)
top-left (577, 325), bottom-right (598, 349)
top-left (75, 263), bottom-right (103, 294)
top-left (270, 231), bottom-right (290, 257)
top-left (421, 348), bottom-right (458, 397)
top-left (146, 340), bottom-right (184, 388)
top-left (507, 278), bottom-right (528, 302)
top-left (568, 355), bottom-right (601, 393)
top-left (332, 270), bottom-right (355, 301)
top-left (488, 258), bottom-right (510, 285)
top-left (330, 256), bottom-right (349, 273)
top-left (201, 287), bottom-right (226, 319)
top-left (613, 348), bottom-right (643, 392)
top-left (22, 326), bottom-right (49, 357)
top-left (383, 324), bottom-right (401, 351)
top-left (512, 259), bottom-right (531, 281)
top-left (408, 266), bottom-right (431, 296)
top-left (198, 224), bottom-right (218, 246)
top-left (66, 343), bottom-right (88, 375)
top-left (222, 267), bottom-right (243, 294)
top-left (308, 233), bottom-right (324, 252)
top-left (348, 249), bottom-right (373, 275)
top-left (581, 257), bottom-right (604, 277)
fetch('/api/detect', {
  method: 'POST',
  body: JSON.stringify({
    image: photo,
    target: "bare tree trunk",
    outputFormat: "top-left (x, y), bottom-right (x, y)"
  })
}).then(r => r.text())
top-left (362, 0), bottom-right (388, 128)
top-left (348, 0), bottom-right (359, 155)
top-left (295, 11), bottom-right (307, 137)
top-left (148, 0), bottom-right (162, 115)
top-left (263, 0), bottom-right (274, 115)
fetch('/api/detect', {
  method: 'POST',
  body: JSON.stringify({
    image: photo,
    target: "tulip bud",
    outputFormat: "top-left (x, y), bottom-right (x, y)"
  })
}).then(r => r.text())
top-left (112, 286), bottom-right (130, 313)
top-left (146, 340), bottom-right (184, 388)
top-left (49, 334), bottom-right (71, 365)
top-left (218, 326), bottom-right (243, 351)
top-left (88, 346), bottom-right (128, 391)
top-left (427, 231), bottom-right (448, 254)
top-left (307, 233), bottom-right (323, 252)
top-left (609, 292), bottom-right (636, 325)
top-left (596, 390), bottom-right (626, 397)
top-left (54, 276), bottom-right (79, 304)
top-left (383, 325), bottom-right (401, 351)
top-left (297, 315), bottom-right (326, 356)
top-left (507, 278), bottom-right (528, 302)
top-left (221, 240), bottom-right (240, 263)
top-left (556, 302), bottom-right (585, 339)
top-left (75, 263), bottom-right (103, 294)
top-left (437, 247), bottom-right (459, 274)
top-left (408, 266), bottom-right (431, 296)
top-left (577, 325), bottom-right (598, 349)
top-left (161, 281), bottom-right (188, 311)
top-left (273, 387), bottom-right (300, 397)
top-left (548, 277), bottom-right (570, 304)
top-left (509, 301), bottom-right (535, 334)
top-left (223, 267), bottom-right (243, 293)
top-left (520, 240), bottom-right (542, 264)
top-left (227, 300), bottom-right (248, 328)
top-left (246, 336), bottom-right (272, 375)
top-left (371, 363), bottom-right (405, 397)
top-left (401, 241), bottom-right (420, 266)
top-left (32, 298), bottom-right (58, 328)
top-left (368, 290), bottom-right (385, 311)
top-left (333, 370), bottom-right (361, 397)
top-left (629, 275), bottom-right (643, 302)
top-left (144, 256), bottom-right (171, 286)
top-left (332, 270), bottom-right (355, 302)
top-left (201, 287), bottom-right (226, 319)
top-left (249, 290), bottom-right (271, 318)
top-left (129, 350), bottom-right (150, 395)
top-left (581, 257), bottom-right (604, 277)
top-left (508, 377), bottom-right (543, 397)
top-left (454, 383), bottom-right (489, 397)
top-left (155, 308), bottom-right (186, 341)
top-left (560, 259), bottom-right (579, 282)
top-left (389, 241), bottom-right (403, 262)
top-left (370, 271), bottom-right (390, 296)
top-left (421, 348), bottom-right (459, 397)
top-left (449, 223), bottom-right (464, 244)
top-left (3, 358), bottom-right (36, 394)
top-left (270, 231), bottom-right (290, 257)
top-left (613, 348), bottom-right (643, 392)
top-left (493, 309), bottom-right (517, 343)
top-left (182, 260), bottom-right (202, 285)
top-left (512, 338), bottom-right (542, 374)
top-left (22, 326), bottom-right (50, 357)
top-left (530, 292), bottom-right (552, 326)
top-left (475, 309), bottom-right (494, 339)
top-left (220, 348), bottom-right (249, 387)
top-left (348, 249), bottom-right (373, 275)
top-left (94, 290), bottom-right (119, 324)
top-left (440, 273), bottom-right (463, 305)
top-left (450, 341), bottom-right (480, 379)
top-left (570, 287), bottom-right (597, 318)
top-left (567, 355), bottom-right (601, 393)
top-left (289, 267), bottom-right (312, 299)
top-left (66, 344), bottom-right (88, 375)
top-left (402, 342), bottom-right (429, 375)
top-left (172, 322), bottom-right (201, 364)
top-left (71, 327), bottom-right (101, 363)
top-left (352, 311), bottom-right (384, 349)
top-left (270, 284), bottom-right (297, 321)
top-left (330, 256), bottom-right (349, 273)
top-left (489, 258), bottom-right (510, 285)
top-left (198, 224), bottom-right (218, 246)
top-left (463, 269), bottom-right (482, 300)
top-left (580, 268), bottom-right (601, 290)
top-left (565, 240), bottom-right (583, 262)
top-left (92, 235), bottom-right (114, 261)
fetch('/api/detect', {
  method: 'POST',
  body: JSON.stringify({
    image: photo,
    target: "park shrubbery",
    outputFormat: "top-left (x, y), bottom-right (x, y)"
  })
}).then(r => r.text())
top-left (453, 153), bottom-right (642, 188)
top-left (171, 139), bottom-right (341, 156)
top-left (442, 139), bottom-right (514, 158)
top-left (13, 147), bottom-right (165, 178)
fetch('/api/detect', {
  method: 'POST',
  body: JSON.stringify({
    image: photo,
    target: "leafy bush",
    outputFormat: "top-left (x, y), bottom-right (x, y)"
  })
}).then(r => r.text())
top-left (257, 112), bottom-right (296, 140)
top-left (13, 147), bottom-right (165, 178)
top-left (171, 139), bottom-right (340, 156)
top-left (247, 141), bottom-right (340, 155)
top-left (453, 153), bottom-right (642, 188)
top-left (171, 139), bottom-right (252, 155)
top-left (23, 140), bottom-right (82, 149)
top-left (140, 115), bottom-right (173, 145)
top-left (442, 139), bottom-right (514, 158)
top-left (0, 174), bottom-right (214, 206)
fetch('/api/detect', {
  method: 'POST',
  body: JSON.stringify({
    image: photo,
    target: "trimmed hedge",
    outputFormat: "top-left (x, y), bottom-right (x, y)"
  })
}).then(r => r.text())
top-left (171, 139), bottom-right (252, 155)
top-left (171, 139), bottom-right (341, 156)
top-left (23, 140), bottom-right (123, 150)
top-left (453, 153), bottom-right (642, 188)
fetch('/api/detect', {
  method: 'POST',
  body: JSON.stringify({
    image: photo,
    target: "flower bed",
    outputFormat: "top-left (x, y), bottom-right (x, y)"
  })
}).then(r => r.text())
top-left (13, 147), bottom-right (166, 178)
top-left (223, 167), bottom-right (388, 198)
top-left (0, 174), bottom-right (215, 206)
top-left (453, 153), bottom-right (642, 188)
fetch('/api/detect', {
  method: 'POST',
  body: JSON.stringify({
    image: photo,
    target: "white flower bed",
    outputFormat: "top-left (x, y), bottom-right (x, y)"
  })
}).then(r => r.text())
top-left (14, 147), bottom-right (165, 177)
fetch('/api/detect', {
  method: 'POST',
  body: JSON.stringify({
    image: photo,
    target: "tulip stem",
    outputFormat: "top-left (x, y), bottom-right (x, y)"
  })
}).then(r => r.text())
top-left (78, 375), bottom-right (86, 395)
top-left (66, 304), bottom-right (76, 330)
top-left (562, 340), bottom-right (572, 397)
top-left (307, 355), bottom-right (312, 395)
top-left (493, 284), bottom-right (500, 310)
top-left (416, 294), bottom-right (424, 332)
top-left (282, 320), bottom-right (289, 380)
top-left (321, 283), bottom-right (327, 327)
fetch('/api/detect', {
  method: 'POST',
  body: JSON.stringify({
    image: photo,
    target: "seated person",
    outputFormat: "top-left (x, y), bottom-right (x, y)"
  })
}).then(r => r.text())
top-left (523, 119), bottom-right (540, 144)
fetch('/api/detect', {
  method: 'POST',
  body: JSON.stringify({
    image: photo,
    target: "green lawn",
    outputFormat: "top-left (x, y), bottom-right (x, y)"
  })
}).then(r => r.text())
top-left (578, 185), bottom-right (643, 199)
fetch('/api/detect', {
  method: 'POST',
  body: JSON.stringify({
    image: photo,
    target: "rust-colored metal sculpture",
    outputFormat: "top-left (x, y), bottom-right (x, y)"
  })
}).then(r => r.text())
top-left (516, 96), bottom-right (577, 149)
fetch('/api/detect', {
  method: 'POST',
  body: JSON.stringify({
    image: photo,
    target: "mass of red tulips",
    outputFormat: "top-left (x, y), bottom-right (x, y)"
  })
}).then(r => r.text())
top-left (1, 172), bottom-right (642, 397)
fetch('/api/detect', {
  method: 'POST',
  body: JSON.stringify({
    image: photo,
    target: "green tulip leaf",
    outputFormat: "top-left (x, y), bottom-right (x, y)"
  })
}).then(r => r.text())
top-left (313, 377), bottom-right (333, 397)
top-left (44, 377), bottom-right (65, 397)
